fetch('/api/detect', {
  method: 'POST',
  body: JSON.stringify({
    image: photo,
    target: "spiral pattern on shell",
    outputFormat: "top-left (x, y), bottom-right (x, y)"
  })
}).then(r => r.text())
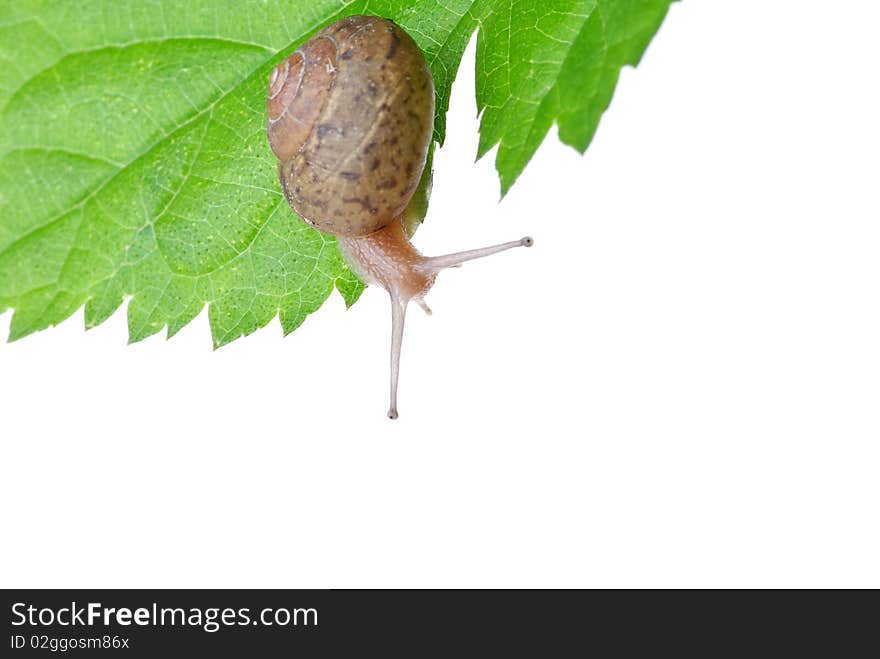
top-left (267, 15), bottom-right (435, 237)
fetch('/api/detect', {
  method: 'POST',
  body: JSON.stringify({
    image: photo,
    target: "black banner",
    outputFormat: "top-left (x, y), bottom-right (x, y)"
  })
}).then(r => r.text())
top-left (2, 589), bottom-right (874, 655)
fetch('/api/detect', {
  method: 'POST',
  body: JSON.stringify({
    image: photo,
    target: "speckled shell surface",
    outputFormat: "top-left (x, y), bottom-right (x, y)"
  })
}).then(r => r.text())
top-left (267, 15), bottom-right (435, 237)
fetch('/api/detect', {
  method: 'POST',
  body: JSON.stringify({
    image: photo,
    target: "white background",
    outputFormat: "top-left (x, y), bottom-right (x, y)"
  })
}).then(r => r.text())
top-left (1, 1), bottom-right (878, 588)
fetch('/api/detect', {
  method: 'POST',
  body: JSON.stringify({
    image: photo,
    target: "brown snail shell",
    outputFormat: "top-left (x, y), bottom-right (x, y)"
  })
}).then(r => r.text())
top-left (267, 15), bottom-right (434, 237)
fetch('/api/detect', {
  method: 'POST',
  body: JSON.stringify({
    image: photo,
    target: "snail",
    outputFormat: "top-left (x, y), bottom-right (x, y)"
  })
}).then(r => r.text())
top-left (267, 14), bottom-right (532, 418)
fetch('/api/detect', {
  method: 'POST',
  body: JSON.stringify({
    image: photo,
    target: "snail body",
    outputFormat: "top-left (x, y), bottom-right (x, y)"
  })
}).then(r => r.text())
top-left (267, 15), bottom-right (531, 418)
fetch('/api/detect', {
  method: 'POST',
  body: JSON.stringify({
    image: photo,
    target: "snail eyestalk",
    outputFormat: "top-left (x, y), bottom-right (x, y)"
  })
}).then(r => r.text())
top-left (388, 296), bottom-right (406, 420)
top-left (422, 236), bottom-right (534, 272)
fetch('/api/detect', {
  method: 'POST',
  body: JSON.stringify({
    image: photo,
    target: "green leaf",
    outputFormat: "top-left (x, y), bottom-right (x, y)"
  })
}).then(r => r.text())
top-left (0, 0), bottom-right (674, 346)
top-left (476, 0), bottom-right (677, 194)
